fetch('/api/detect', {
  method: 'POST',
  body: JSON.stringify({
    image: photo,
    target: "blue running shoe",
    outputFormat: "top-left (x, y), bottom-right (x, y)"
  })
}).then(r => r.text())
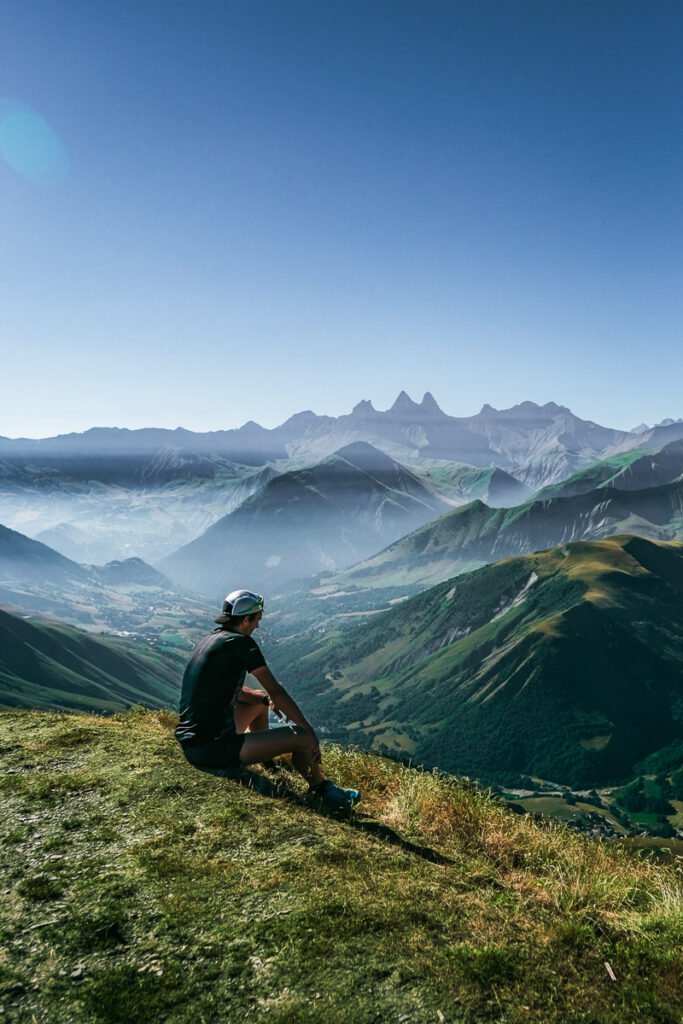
top-left (315, 780), bottom-right (361, 811)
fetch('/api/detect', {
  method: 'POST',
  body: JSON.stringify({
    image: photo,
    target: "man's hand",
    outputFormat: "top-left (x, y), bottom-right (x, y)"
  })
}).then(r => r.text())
top-left (251, 665), bottom-right (318, 739)
top-left (238, 686), bottom-right (270, 706)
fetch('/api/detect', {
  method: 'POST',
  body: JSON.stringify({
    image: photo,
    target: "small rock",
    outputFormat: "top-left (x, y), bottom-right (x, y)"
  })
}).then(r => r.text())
top-left (70, 967), bottom-right (85, 982)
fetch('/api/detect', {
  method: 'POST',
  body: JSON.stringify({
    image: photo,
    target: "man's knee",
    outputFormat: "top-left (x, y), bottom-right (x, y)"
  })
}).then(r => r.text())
top-left (291, 726), bottom-right (315, 750)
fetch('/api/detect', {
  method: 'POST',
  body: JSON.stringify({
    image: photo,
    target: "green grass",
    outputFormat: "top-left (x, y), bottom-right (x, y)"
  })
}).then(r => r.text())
top-left (1, 709), bottom-right (683, 1022)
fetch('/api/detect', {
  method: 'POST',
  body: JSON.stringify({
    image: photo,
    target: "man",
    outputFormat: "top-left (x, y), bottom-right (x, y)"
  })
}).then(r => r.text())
top-left (176, 589), bottom-right (360, 811)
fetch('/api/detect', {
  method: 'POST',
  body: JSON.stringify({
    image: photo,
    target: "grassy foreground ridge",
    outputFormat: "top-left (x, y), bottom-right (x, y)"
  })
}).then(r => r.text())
top-left (1, 710), bottom-right (682, 1023)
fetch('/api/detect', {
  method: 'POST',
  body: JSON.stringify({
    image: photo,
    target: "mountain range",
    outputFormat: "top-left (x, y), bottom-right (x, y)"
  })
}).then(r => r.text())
top-left (536, 438), bottom-right (683, 501)
top-left (2, 396), bottom-right (681, 572)
top-left (0, 451), bottom-right (273, 563)
top-left (3, 394), bottom-right (683, 801)
top-left (318, 469), bottom-right (683, 598)
top-left (0, 394), bottom-right (643, 484)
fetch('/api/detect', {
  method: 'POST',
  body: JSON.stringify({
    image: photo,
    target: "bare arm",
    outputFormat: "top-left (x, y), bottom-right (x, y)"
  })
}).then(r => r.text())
top-left (237, 684), bottom-right (269, 705)
top-left (250, 665), bottom-right (316, 734)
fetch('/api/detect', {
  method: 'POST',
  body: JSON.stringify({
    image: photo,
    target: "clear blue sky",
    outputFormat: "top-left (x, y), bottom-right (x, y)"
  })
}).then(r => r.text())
top-left (1, 0), bottom-right (682, 437)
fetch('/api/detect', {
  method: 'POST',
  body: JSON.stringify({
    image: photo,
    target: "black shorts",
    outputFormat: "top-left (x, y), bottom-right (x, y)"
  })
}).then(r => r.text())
top-left (180, 732), bottom-right (246, 773)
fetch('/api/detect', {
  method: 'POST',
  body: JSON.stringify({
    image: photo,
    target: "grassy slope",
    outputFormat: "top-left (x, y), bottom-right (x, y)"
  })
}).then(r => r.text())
top-left (1, 709), bottom-right (683, 1024)
top-left (272, 537), bottom-right (683, 787)
top-left (0, 608), bottom-right (182, 713)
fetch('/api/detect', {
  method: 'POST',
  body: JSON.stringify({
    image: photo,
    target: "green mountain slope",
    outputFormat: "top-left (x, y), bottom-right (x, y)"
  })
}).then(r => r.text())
top-left (273, 537), bottom-right (683, 788)
top-left (0, 608), bottom-right (182, 712)
top-left (536, 438), bottom-right (683, 501)
top-left (1, 709), bottom-right (681, 1023)
top-left (0, 523), bottom-right (87, 585)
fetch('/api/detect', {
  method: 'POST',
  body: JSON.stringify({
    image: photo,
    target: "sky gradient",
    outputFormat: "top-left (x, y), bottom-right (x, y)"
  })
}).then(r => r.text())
top-left (2, 1), bottom-right (682, 437)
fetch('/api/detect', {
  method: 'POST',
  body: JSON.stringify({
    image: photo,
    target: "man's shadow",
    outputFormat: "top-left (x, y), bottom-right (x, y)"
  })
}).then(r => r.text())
top-left (197, 763), bottom-right (455, 868)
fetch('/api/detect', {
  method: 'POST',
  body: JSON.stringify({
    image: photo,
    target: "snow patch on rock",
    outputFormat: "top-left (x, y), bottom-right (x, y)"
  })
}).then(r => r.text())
top-left (491, 572), bottom-right (539, 622)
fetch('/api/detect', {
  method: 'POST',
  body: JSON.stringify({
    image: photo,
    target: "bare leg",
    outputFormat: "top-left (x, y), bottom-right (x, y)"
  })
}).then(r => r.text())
top-left (239, 727), bottom-right (324, 788)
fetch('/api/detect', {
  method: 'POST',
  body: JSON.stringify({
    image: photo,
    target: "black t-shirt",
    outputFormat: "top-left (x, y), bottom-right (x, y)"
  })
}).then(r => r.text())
top-left (175, 629), bottom-right (266, 746)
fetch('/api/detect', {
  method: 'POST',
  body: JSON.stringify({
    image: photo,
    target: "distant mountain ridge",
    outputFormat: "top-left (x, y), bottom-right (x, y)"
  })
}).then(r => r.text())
top-left (2, 395), bottom-right (680, 573)
top-left (536, 438), bottom-right (683, 501)
top-left (406, 460), bottom-right (534, 509)
top-left (322, 475), bottom-right (683, 594)
top-left (0, 395), bottom-right (637, 487)
top-left (0, 454), bottom-right (274, 563)
top-left (0, 523), bottom-right (88, 586)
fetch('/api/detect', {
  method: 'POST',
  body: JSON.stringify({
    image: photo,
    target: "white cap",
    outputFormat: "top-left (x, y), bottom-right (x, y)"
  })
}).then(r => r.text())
top-left (215, 590), bottom-right (264, 623)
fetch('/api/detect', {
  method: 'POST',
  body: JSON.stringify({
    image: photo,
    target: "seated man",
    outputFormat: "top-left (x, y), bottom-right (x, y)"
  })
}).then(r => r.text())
top-left (176, 589), bottom-right (360, 811)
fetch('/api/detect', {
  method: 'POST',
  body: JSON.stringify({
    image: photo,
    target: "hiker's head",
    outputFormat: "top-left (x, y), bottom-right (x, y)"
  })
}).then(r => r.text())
top-left (215, 590), bottom-right (264, 633)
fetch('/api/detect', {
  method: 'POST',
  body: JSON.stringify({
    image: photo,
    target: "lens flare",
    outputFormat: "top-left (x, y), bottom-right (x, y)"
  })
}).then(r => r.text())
top-left (0, 100), bottom-right (70, 184)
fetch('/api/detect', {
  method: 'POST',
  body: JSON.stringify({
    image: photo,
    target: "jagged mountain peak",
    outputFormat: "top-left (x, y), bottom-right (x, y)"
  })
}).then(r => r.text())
top-left (390, 391), bottom-right (421, 413)
top-left (420, 392), bottom-right (443, 414)
top-left (330, 440), bottom-right (399, 471)
top-left (239, 420), bottom-right (267, 433)
top-left (350, 399), bottom-right (377, 417)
